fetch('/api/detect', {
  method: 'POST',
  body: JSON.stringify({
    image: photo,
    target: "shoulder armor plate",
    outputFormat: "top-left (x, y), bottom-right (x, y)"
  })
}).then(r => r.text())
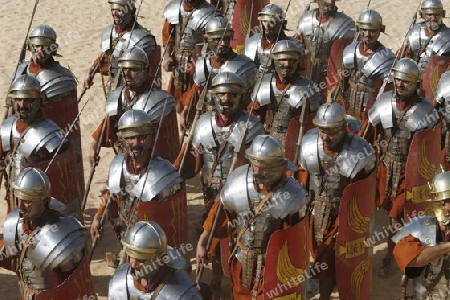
top-left (1, 116), bottom-right (16, 152)
top-left (338, 134), bottom-right (376, 178)
top-left (19, 119), bottom-right (66, 158)
top-left (131, 157), bottom-right (183, 201)
top-left (244, 33), bottom-right (262, 61)
top-left (296, 10), bottom-right (316, 36)
top-left (219, 55), bottom-right (257, 91)
top-left (220, 165), bottom-right (307, 219)
top-left (392, 216), bottom-right (437, 246)
top-left (12, 61), bottom-right (29, 82)
top-left (405, 97), bottom-right (440, 131)
top-left (435, 71), bottom-right (450, 122)
top-left (105, 86), bottom-right (125, 116)
top-left (228, 111), bottom-right (265, 147)
top-left (368, 91), bottom-right (394, 128)
top-left (128, 25), bottom-right (157, 54)
top-left (101, 24), bottom-right (115, 51)
top-left (4, 209), bottom-right (20, 254)
top-left (164, 0), bottom-right (183, 24)
top-left (27, 215), bottom-right (85, 271)
top-left (188, 2), bottom-right (218, 32)
top-left (289, 77), bottom-right (321, 111)
top-left (156, 270), bottom-right (202, 299)
top-left (433, 27), bottom-right (450, 56)
top-left (253, 73), bottom-right (274, 106)
top-left (134, 89), bottom-right (176, 122)
top-left (192, 111), bottom-right (214, 149)
top-left (343, 42), bottom-right (359, 69)
top-left (328, 12), bottom-right (357, 41)
top-left (108, 153), bottom-right (126, 194)
top-left (108, 263), bottom-right (132, 300)
top-left (193, 55), bottom-right (209, 87)
top-left (362, 45), bottom-right (395, 79)
top-left (35, 64), bottom-right (76, 99)
top-left (408, 24), bottom-right (423, 53)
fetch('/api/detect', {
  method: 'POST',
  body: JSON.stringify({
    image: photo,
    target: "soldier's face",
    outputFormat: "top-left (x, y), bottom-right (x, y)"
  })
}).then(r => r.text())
top-left (318, 127), bottom-right (345, 149)
top-left (123, 67), bottom-right (147, 88)
top-left (216, 92), bottom-right (238, 115)
top-left (424, 13), bottom-right (442, 30)
top-left (124, 135), bottom-right (149, 159)
top-left (31, 44), bottom-right (53, 64)
top-left (15, 98), bottom-right (34, 120)
top-left (208, 36), bottom-right (231, 56)
top-left (261, 20), bottom-right (282, 37)
top-left (394, 78), bottom-right (417, 99)
top-left (18, 198), bottom-right (45, 221)
top-left (361, 29), bottom-right (380, 46)
top-left (275, 58), bottom-right (297, 78)
top-left (111, 6), bottom-right (133, 25)
top-left (252, 165), bottom-right (282, 186)
top-left (318, 0), bottom-right (336, 14)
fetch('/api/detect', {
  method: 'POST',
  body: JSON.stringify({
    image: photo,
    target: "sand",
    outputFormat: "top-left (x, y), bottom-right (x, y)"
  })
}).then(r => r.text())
top-left (0, 0), bottom-right (423, 298)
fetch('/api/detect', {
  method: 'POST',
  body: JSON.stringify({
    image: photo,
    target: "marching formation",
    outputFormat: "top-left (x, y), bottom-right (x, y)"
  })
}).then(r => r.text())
top-left (1, 0), bottom-right (450, 299)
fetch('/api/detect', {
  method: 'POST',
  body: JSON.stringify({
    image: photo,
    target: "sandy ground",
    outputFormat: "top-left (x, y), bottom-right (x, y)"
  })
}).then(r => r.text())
top-left (0, 0), bottom-right (423, 298)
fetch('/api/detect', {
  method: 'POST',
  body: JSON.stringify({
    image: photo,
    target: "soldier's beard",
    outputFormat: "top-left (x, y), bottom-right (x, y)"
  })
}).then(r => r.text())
top-left (426, 21), bottom-right (440, 32)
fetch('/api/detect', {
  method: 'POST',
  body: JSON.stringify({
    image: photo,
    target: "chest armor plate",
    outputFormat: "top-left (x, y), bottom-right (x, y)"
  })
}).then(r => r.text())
top-left (384, 103), bottom-right (412, 160)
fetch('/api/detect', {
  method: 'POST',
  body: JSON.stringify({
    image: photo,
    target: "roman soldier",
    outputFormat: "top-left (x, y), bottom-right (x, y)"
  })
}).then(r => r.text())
top-left (90, 47), bottom-right (179, 165)
top-left (196, 135), bottom-right (310, 299)
top-left (299, 102), bottom-right (376, 299)
top-left (295, 0), bottom-right (356, 91)
top-left (1, 75), bottom-right (81, 215)
top-left (251, 40), bottom-right (322, 161)
top-left (176, 72), bottom-right (264, 297)
top-left (109, 221), bottom-right (202, 299)
top-left (90, 109), bottom-right (187, 267)
top-left (84, 0), bottom-right (158, 93)
top-left (330, 9), bottom-right (395, 134)
top-left (162, 0), bottom-right (219, 124)
top-left (0, 168), bottom-right (96, 300)
top-left (366, 58), bottom-right (441, 277)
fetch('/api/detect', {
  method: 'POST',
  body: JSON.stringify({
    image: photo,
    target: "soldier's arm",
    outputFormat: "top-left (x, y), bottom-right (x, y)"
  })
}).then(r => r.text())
top-left (83, 51), bottom-right (111, 89)
top-left (173, 143), bottom-right (203, 180)
top-left (393, 234), bottom-right (446, 277)
top-left (162, 21), bottom-right (176, 72)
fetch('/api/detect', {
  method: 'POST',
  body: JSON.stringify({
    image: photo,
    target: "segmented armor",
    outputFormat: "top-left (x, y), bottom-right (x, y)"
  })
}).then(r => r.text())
top-left (245, 35), bottom-right (303, 75)
top-left (220, 164), bottom-right (307, 288)
top-left (109, 263), bottom-right (201, 300)
top-left (368, 91), bottom-right (440, 197)
top-left (407, 23), bottom-right (450, 74)
top-left (3, 209), bottom-right (88, 299)
top-left (101, 23), bottom-right (157, 77)
top-left (107, 154), bottom-right (183, 229)
top-left (342, 41), bottom-right (395, 119)
top-left (297, 9), bottom-right (356, 82)
top-left (1, 116), bottom-right (66, 179)
top-left (435, 70), bottom-right (450, 122)
top-left (253, 73), bottom-right (322, 145)
top-left (191, 110), bottom-right (264, 198)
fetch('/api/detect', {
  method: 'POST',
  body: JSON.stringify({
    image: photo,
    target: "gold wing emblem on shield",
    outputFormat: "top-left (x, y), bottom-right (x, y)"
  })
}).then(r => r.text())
top-left (351, 258), bottom-right (369, 300)
top-left (348, 195), bottom-right (370, 234)
top-left (240, 6), bottom-right (250, 36)
top-left (418, 140), bottom-right (436, 180)
top-left (430, 62), bottom-right (442, 95)
top-left (276, 241), bottom-right (303, 287)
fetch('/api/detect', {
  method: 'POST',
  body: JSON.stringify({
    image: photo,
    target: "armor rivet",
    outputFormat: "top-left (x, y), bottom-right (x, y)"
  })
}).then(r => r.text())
top-left (424, 238), bottom-right (431, 244)
top-left (424, 220), bottom-right (430, 225)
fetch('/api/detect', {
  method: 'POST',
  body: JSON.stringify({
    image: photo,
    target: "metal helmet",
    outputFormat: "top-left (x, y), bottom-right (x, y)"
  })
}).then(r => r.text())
top-left (121, 221), bottom-right (167, 260)
top-left (271, 40), bottom-right (303, 78)
top-left (420, 0), bottom-right (445, 22)
top-left (108, 0), bottom-right (135, 9)
top-left (205, 16), bottom-right (233, 39)
top-left (245, 135), bottom-right (286, 168)
top-left (9, 75), bottom-right (44, 121)
top-left (118, 47), bottom-right (149, 88)
top-left (12, 167), bottom-right (51, 201)
top-left (313, 102), bottom-right (347, 129)
top-left (258, 4), bottom-right (285, 24)
top-left (428, 169), bottom-right (450, 225)
top-left (118, 47), bottom-right (148, 69)
top-left (429, 170), bottom-right (450, 202)
top-left (356, 9), bottom-right (385, 32)
top-left (209, 72), bottom-right (243, 114)
top-left (392, 58), bottom-right (420, 82)
top-left (117, 109), bottom-right (155, 139)
top-left (13, 168), bottom-right (50, 221)
top-left (28, 24), bottom-right (57, 47)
